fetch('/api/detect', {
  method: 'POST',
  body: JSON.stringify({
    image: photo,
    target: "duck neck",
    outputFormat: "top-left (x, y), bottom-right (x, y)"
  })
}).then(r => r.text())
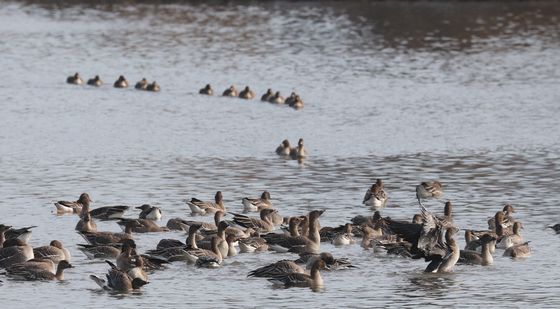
top-left (308, 218), bottom-right (320, 244)
top-left (310, 264), bottom-right (323, 283)
top-left (187, 231), bottom-right (198, 249)
top-left (481, 243), bottom-right (493, 265)
top-left (55, 266), bottom-right (66, 280)
top-left (289, 221), bottom-right (300, 237)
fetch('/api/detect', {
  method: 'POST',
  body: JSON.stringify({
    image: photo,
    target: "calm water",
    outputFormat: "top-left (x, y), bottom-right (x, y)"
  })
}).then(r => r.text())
top-left (1, 1), bottom-right (560, 307)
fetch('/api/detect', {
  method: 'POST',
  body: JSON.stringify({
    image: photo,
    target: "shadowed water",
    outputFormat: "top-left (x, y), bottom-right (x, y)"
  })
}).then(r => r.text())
top-left (1, 1), bottom-right (559, 307)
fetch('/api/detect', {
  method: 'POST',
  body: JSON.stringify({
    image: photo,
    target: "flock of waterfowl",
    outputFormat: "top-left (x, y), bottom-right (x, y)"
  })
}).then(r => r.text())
top-left (67, 72), bottom-right (160, 92)
top-left (1, 178), bottom-right (546, 292)
top-left (199, 84), bottom-right (304, 110)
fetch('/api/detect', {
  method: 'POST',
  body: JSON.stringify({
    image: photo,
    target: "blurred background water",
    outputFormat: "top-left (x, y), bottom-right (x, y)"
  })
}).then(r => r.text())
top-left (1, 1), bottom-right (559, 307)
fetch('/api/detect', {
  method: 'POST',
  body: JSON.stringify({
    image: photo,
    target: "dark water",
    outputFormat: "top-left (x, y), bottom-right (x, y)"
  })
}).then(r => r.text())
top-left (1, 1), bottom-right (559, 307)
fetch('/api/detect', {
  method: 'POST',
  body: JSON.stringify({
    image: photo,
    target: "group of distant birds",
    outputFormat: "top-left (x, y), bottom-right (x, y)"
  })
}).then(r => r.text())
top-left (1, 178), bottom-right (549, 292)
top-left (199, 84), bottom-right (304, 110)
top-left (67, 72), bottom-right (160, 92)
top-left (275, 138), bottom-right (307, 161)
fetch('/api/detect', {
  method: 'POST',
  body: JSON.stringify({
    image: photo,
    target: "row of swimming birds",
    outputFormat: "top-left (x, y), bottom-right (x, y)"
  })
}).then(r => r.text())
top-left (67, 72), bottom-right (304, 109)
top-left (198, 84), bottom-right (304, 110)
top-left (0, 181), bottom-right (548, 292)
top-left (67, 73), bottom-right (160, 92)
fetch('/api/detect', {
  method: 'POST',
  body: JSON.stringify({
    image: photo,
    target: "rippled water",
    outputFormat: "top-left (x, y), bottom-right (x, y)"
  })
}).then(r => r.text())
top-left (1, 1), bottom-right (560, 307)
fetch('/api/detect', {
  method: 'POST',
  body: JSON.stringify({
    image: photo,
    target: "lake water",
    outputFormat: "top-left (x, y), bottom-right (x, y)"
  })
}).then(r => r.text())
top-left (1, 1), bottom-right (560, 307)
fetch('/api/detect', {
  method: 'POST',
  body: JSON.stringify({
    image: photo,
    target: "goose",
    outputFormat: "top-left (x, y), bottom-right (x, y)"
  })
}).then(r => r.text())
top-left (66, 72), bottom-right (83, 85)
top-left (331, 223), bottom-right (356, 246)
top-left (196, 221), bottom-right (229, 258)
top-left (263, 216), bottom-right (303, 249)
top-left (416, 181), bottom-right (443, 201)
top-left (232, 208), bottom-right (278, 233)
top-left (459, 234), bottom-right (495, 265)
top-left (242, 191), bottom-right (272, 212)
top-left (5, 225), bottom-right (36, 243)
top-left (7, 260), bottom-right (73, 281)
top-left (238, 232), bottom-right (269, 253)
top-left (135, 78), bottom-right (148, 90)
top-left (117, 218), bottom-right (169, 233)
top-left (503, 242), bottom-right (531, 258)
top-left (290, 95), bottom-right (304, 110)
top-left (75, 212), bottom-right (97, 233)
top-left (77, 243), bottom-right (121, 259)
top-left (146, 81), bottom-right (160, 92)
top-left (276, 140), bottom-right (291, 156)
top-left (295, 252), bottom-right (356, 270)
top-left (248, 260), bottom-right (305, 278)
top-left (89, 205), bottom-right (129, 220)
top-left (289, 138), bottom-right (307, 160)
top-left (238, 86), bottom-right (255, 99)
top-left (268, 91), bottom-right (284, 104)
top-left (187, 191), bottom-right (225, 215)
top-left (185, 236), bottom-right (223, 265)
top-left (497, 222), bottom-right (524, 249)
top-left (0, 239), bottom-right (34, 268)
top-left (127, 255), bottom-right (148, 282)
top-left (226, 235), bottom-right (238, 257)
top-left (6, 258), bottom-right (55, 273)
top-left (284, 92), bottom-right (297, 106)
top-left (113, 75), bottom-right (128, 88)
top-left (33, 240), bottom-right (71, 263)
top-left (260, 89), bottom-right (273, 101)
top-left (146, 224), bottom-right (202, 262)
top-left (137, 204), bottom-right (162, 220)
top-left (265, 210), bottom-right (323, 253)
top-left (487, 204), bottom-right (516, 232)
top-left (87, 75), bottom-right (103, 87)
top-left (116, 239), bottom-right (137, 271)
top-left (222, 85), bottom-right (238, 97)
top-left (267, 259), bottom-right (325, 289)
top-left (54, 192), bottom-right (92, 214)
top-left (90, 260), bottom-right (149, 292)
top-left (362, 179), bottom-right (388, 208)
top-left (199, 84), bottom-right (213, 95)
top-left (79, 220), bottom-right (138, 245)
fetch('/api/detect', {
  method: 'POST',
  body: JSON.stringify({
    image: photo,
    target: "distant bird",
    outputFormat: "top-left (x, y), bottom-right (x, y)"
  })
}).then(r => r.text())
top-left (54, 192), bottom-right (92, 214)
top-left (276, 139), bottom-right (291, 156)
top-left (362, 179), bottom-right (388, 208)
top-left (89, 205), bottom-right (129, 220)
top-left (548, 223), bottom-right (560, 234)
top-left (289, 138), bottom-right (307, 160)
top-left (146, 81), bottom-right (160, 92)
top-left (90, 260), bottom-right (149, 292)
top-left (137, 204), bottom-right (162, 220)
top-left (239, 86), bottom-right (255, 99)
top-left (66, 72), bottom-right (83, 85)
top-left (222, 85), bottom-right (238, 97)
top-left (268, 91), bottom-right (284, 104)
top-left (416, 181), bottom-right (443, 202)
top-left (199, 84), bottom-right (213, 95)
top-left (87, 75), bottom-right (103, 87)
top-left (331, 223), bottom-right (355, 246)
top-left (503, 242), bottom-right (531, 258)
top-left (260, 89), bottom-right (273, 101)
top-left (135, 78), bottom-right (148, 90)
top-left (113, 75), bottom-right (128, 88)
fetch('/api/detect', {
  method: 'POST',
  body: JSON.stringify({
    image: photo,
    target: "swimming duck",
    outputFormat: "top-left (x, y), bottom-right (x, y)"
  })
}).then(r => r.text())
top-left (548, 224), bottom-right (560, 234)
top-left (238, 234), bottom-right (269, 253)
top-left (117, 218), bottom-right (170, 233)
top-left (416, 181), bottom-right (443, 201)
top-left (127, 255), bottom-right (148, 282)
top-left (362, 179), bottom-right (388, 208)
top-left (137, 204), bottom-right (162, 220)
top-left (6, 258), bottom-right (55, 274)
top-left (89, 205), bottom-right (129, 220)
top-left (135, 78), bottom-right (148, 90)
top-left (289, 138), bottom-right (307, 160)
top-left (497, 221), bottom-right (524, 249)
top-left (54, 192), bottom-right (92, 214)
top-left (264, 210), bottom-right (323, 254)
top-left (295, 252), bottom-right (356, 270)
top-left (242, 191), bottom-right (272, 212)
top-left (284, 92), bottom-right (297, 106)
top-left (196, 221), bottom-right (230, 258)
top-left (147, 81), bottom-right (160, 92)
top-left (33, 240), bottom-right (71, 264)
top-left (116, 239), bottom-right (137, 271)
top-left (331, 223), bottom-right (356, 246)
top-left (268, 91), bottom-right (285, 104)
top-left (7, 260), bottom-right (73, 281)
top-left (113, 75), bottom-right (128, 88)
top-left (267, 259), bottom-right (325, 290)
top-left (291, 95), bottom-right (304, 110)
top-left (222, 85), bottom-right (238, 97)
top-left (79, 220), bottom-right (139, 245)
top-left (487, 204), bottom-right (516, 232)
top-left (261, 89), bottom-right (273, 101)
top-left (239, 86), bottom-right (255, 99)
top-left (187, 191), bottom-right (226, 215)
top-left (90, 260), bottom-right (149, 292)
top-left (276, 139), bottom-right (291, 156)
top-left (4, 225), bottom-right (36, 243)
top-left (87, 75), bottom-right (103, 87)
top-left (199, 84), bottom-right (213, 95)
top-left (185, 236), bottom-right (223, 265)
top-left (0, 239), bottom-right (34, 268)
top-left (67, 72), bottom-right (83, 85)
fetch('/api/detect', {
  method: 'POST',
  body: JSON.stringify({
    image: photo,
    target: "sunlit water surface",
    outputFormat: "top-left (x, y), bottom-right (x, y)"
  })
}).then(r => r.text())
top-left (1, 1), bottom-right (559, 308)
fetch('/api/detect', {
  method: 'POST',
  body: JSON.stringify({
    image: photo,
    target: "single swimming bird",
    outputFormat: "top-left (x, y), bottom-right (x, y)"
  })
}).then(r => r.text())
top-left (75, 212), bottom-right (97, 232)
top-left (261, 88), bottom-right (273, 101)
top-left (232, 208), bottom-right (278, 234)
top-left (362, 179), bottom-right (388, 208)
top-left (137, 204), bottom-right (162, 220)
top-left (135, 78), bottom-right (148, 90)
top-left (90, 260), bottom-right (149, 292)
top-left (146, 81), bottom-right (160, 92)
top-left (89, 205), bottom-right (129, 220)
top-left (242, 191), bottom-right (272, 212)
top-left (503, 241), bottom-right (531, 258)
top-left (33, 240), bottom-right (71, 264)
top-left (116, 218), bottom-right (169, 233)
top-left (331, 223), bottom-right (356, 246)
top-left (239, 86), bottom-right (255, 99)
top-left (7, 260), bottom-right (73, 281)
top-left (67, 72), bottom-right (83, 85)
top-left (289, 138), bottom-right (307, 160)
top-left (268, 91), bottom-right (285, 104)
top-left (222, 85), bottom-right (238, 97)
top-left (54, 192), bottom-right (92, 214)
top-left (267, 259), bottom-right (326, 289)
top-left (77, 243), bottom-right (121, 260)
top-left (199, 84), bottom-right (213, 95)
top-left (113, 75), bottom-right (128, 88)
top-left (248, 259), bottom-right (305, 278)
top-left (459, 234), bottom-right (495, 266)
top-left (276, 139), bottom-right (291, 156)
top-left (187, 191), bottom-right (226, 215)
top-left (87, 75), bottom-right (103, 87)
